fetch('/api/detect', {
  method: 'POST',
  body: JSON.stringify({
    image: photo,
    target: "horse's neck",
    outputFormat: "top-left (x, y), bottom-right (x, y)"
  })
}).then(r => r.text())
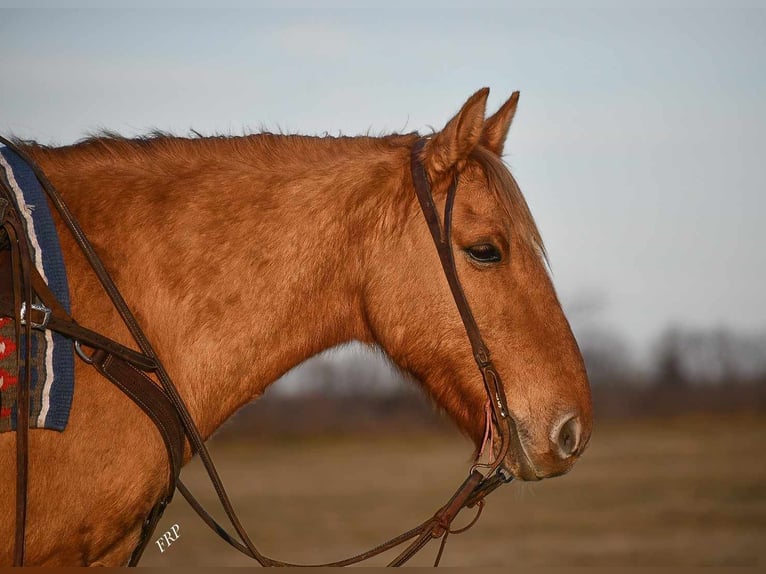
top-left (32, 135), bottom-right (412, 438)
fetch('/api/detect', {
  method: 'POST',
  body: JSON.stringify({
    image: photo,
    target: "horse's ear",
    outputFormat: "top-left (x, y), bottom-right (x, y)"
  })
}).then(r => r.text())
top-left (423, 87), bottom-right (489, 177)
top-left (480, 91), bottom-right (520, 157)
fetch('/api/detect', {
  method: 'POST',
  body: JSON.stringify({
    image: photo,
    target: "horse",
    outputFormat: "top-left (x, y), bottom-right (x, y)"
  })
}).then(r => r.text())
top-left (0, 88), bottom-right (592, 566)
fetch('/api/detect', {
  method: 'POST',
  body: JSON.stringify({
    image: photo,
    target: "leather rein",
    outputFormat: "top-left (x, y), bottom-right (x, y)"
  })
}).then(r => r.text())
top-left (1, 134), bottom-right (523, 567)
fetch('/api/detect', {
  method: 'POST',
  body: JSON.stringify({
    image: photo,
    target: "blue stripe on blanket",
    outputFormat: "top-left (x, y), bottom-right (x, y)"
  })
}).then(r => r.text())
top-left (0, 144), bottom-right (74, 432)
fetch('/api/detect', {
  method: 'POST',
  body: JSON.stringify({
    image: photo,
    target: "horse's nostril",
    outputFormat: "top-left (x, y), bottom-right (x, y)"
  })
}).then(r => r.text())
top-left (555, 415), bottom-right (581, 459)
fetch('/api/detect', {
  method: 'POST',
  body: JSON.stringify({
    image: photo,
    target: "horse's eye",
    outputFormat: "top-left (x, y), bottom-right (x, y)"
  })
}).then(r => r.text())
top-left (466, 243), bottom-right (502, 264)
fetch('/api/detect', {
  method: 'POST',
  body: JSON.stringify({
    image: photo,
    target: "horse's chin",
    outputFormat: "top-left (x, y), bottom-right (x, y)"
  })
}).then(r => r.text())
top-left (500, 456), bottom-right (541, 482)
top-left (500, 447), bottom-right (577, 482)
top-left (496, 422), bottom-right (572, 482)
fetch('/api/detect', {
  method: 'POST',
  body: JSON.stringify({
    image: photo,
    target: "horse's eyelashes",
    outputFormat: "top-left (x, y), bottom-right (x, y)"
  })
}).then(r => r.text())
top-left (465, 243), bottom-right (502, 264)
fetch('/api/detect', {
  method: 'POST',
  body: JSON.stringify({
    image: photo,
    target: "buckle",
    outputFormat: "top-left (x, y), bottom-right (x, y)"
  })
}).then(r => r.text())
top-left (20, 301), bottom-right (52, 330)
top-left (474, 348), bottom-right (490, 367)
top-left (497, 467), bottom-right (514, 483)
top-left (74, 341), bottom-right (96, 365)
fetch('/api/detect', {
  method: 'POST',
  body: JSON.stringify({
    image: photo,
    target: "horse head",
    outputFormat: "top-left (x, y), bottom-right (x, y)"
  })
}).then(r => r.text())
top-left (364, 88), bottom-right (593, 480)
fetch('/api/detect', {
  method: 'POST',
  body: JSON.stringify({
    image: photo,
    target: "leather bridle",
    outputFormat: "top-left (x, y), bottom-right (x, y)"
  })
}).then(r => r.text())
top-left (0, 134), bottom-right (530, 566)
top-left (409, 137), bottom-right (536, 483)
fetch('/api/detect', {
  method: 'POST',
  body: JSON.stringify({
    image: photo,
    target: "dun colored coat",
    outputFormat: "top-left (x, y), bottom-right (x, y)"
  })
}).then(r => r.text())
top-left (0, 88), bottom-right (592, 565)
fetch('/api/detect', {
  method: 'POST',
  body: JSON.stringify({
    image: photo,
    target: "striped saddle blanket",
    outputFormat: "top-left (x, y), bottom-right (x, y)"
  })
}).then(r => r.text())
top-left (0, 144), bottom-right (74, 432)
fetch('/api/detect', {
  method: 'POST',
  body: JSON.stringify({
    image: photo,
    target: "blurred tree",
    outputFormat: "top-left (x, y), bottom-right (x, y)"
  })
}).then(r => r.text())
top-left (563, 290), bottom-right (637, 386)
top-left (651, 326), bottom-right (766, 386)
top-left (577, 326), bottom-right (636, 386)
top-left (654, 327), bottom-right (688, 387)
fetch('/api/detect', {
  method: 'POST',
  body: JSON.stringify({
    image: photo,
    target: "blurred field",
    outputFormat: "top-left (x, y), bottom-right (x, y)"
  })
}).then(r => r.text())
top-left (142, 413), bottom-right (765, 567)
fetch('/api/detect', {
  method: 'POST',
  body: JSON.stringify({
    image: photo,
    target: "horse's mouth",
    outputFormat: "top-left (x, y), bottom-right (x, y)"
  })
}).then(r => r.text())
top-left (502, 443), bottom-right (579, 481)
top-left (490, 417), bottom-right (541, 481)
top-left (498, 416), bottom-right (581, 481)
top-left (502, 449), bottom-right (541, 482)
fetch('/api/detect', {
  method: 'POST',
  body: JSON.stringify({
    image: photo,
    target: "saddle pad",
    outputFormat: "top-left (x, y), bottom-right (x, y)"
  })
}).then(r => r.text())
top-left (0, 144), bottom-right (74, 432)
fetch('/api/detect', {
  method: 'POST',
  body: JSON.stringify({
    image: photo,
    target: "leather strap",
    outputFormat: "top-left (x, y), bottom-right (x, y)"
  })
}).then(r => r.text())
top-left (410, 138), bottom-right (517, 477)
top-left (91, 350), bottom-right (184, 485)
top-left (128, 495), bottom-right (170, 566)
top-left (0, 134), bottom-right (518, 567)
top-left (143, 138), bottom-right (522, 567)
top-left (0, 265), bottom-right (156, 372)
top-left (0, 135), bottom-right (272, 566)
top-left (0, 140), bottom-right (178, 566)
top-left (0, 172), bottom-right (33, 566)
top-left (0, 253), bottom-right (183, 566)
top-left (90, 349), bottom-right (184, 567)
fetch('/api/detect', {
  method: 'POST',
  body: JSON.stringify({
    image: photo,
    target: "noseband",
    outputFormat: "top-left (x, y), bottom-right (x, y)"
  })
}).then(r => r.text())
top-left (1, 134), bottom-right (526, 566)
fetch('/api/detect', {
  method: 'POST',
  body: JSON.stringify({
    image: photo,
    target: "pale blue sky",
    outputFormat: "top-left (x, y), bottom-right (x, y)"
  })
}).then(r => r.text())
top-left (1, 0), bottom-right (764, 363)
